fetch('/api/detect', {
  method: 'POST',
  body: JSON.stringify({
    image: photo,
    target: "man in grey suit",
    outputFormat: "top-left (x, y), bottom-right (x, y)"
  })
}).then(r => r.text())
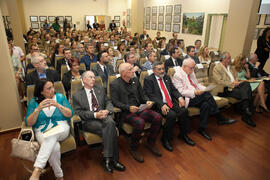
top-left (72, 71), bottom-right (125, 173)
top-left (92, 51), bottom-right (115, 89)
top-left (141, 51), bottom-right (157, 71)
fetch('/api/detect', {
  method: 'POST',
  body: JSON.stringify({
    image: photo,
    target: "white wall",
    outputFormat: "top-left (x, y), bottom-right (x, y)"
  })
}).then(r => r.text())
top-left (144, 0), bottom-right (230, 47)
top-left (22, 0), bottom-right (128, 30)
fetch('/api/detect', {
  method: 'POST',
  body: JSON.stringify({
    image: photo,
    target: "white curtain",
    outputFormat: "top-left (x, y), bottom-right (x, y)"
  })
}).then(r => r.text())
top-left (208, 15), bottom-right (224, 50)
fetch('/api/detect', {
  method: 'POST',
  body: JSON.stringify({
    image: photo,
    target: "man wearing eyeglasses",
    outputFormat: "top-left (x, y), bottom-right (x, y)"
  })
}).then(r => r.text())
top-left (172, 58), bottom-right (236, 141)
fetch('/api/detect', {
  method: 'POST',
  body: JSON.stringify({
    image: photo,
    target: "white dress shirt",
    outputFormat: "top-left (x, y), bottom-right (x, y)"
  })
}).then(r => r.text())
top-left (84, 87), bottom-right (99, 118)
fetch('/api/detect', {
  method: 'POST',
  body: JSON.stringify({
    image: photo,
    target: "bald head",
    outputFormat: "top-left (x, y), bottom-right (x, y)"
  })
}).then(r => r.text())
top-left (119, 63), bottom-right (134, 80)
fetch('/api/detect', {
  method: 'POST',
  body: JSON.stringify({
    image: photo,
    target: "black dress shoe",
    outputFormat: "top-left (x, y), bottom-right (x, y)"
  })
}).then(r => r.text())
top-left (113, 161), bottom-right (126, 171)
top-left (218, 118), bottom-right (237, 125)
top-left (161, 138), bottom-right (173, 151)
top-left (244, 108), bottom-right (252, 117)
top-left (198, 128), bottom-right (212, 141)
top-left (242, 116), bottom-right (256, 127)
top-left (180, 134), bottom-right (195, 146)
top-left (102, 158), bottom-right (113, 173)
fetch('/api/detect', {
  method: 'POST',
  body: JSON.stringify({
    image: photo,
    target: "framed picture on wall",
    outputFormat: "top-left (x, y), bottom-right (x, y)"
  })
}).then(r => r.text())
top-left (165, 24), bottom-right (171, 32)
top-left (158, 15), bottom-right (164, 23)
top-left (152, 23), bottom-right (157, 30)
top-left (165, 15), bottom-right (172, 24)
top-left (264, 14), bottom-right (270, 25)
top-left (114, 16), bottom-right (120, 21)
top-left (30, 16), bottom-right (38, 22)
top-left (146, 15), bottom-right (150, 23)
top-left (65, 16), bottom-right (72, 22)
top-left (39, 16), bottom-right (47, 22)
top-left (146, 7), bottom-right (151, 15)
top-left (48, 16), bottom-right (55, 22)
top-left (145, 23), bottom-right (150, 30)
top-left (152, 6), bottom-right (157, 15)
top-left (116, 22), bottom-right (120, 27)
top-left (158, 23), bottom-right (164, 31)
top-left (152, 15), bottom-right (157, 23)
top-left (173, 14), bottom-right (181, 23)
top-left (166, 5), bottom-right (173, 14)
top-left (257, 14), bottom-right (261, 25)
top-left (40, 22), bottom-right (44, 28)
top-left (173, 24), bottom-right (180, 33)
top-left (58, 16), bottom-right (64, 22)
top-left (174, 4), bottom-right (181, 14)
top-left (159, 6), bottom-right (164, 15)
top-left (31, 22), bottom-right (39, 29)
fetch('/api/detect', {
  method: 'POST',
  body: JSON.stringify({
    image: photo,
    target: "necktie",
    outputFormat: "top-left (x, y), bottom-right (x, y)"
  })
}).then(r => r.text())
top-left (90, 90), bottom-right (99, 112)
top-left (174, 59), bottom-right (178, 66)
top-left (158, 78), bottom-right (173, 108)
top-left (104, 66), bottom-right (108, 79)
top-left (188, 75), bottom-right (197, 89)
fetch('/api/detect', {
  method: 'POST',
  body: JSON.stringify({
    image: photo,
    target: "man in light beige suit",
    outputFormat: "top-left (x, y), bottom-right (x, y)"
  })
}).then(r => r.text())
top-left (213, 52), bottom-right (255, 127)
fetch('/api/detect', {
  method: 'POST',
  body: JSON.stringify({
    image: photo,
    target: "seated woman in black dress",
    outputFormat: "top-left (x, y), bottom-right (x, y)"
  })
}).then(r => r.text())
top-left (62, 57), bottom-right (84, 98)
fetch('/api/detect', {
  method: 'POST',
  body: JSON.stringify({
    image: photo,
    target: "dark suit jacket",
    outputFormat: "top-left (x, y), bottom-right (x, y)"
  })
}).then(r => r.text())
top-left (72, 86), bottom-right (114, 123)
top-left (109, 23), bottom-right (116, 31)
top-left (140, 34), bottom-right (149, 40)
top-left (184, 55), bottom-right (200, 64)
top-left (110, 77), bottom-right (149, 127)
top-left (62, 70), bottom-right (85, 96)
top-left (143, 74), bottom-right (182, 110)
top-left (248, 62), bottom-right (269, 78)
top-left (56, 58), bottom-right (69, 75)
top-left (164, 57), bottom-right (183, 73)
top-left (92, 63), bottom-right (115, 88)
top-left (25, 69), bottom-right (60, 88)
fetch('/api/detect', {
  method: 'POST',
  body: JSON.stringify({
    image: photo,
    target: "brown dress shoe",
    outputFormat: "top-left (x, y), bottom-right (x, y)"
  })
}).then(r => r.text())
top-left (145, 142), bottom-right (162, 157)
top-left (129, 148), bottom-right (144, 163)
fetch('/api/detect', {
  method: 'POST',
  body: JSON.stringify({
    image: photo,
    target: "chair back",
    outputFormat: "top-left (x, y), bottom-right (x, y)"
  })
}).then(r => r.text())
top-left (139, 58), bottom-right (147, 67)
top-left (79, 63), bottom-right (86, 71)
top-left (115, 59), bottom-right (124, 73)
top-left (107, 75), bottom-right (118, 98)
top-left (55, 56), bottom-right (64, 68)
top-left (167, 68), bottom-right (176, 80)
top-left (61, 65), bottom-right (68, 80)
top-left (90, 62), bottom-right (98, 71)
top-left (194, 64), bottom-right (209, 84)
top-left (139, 71), bottom-right (149, 88)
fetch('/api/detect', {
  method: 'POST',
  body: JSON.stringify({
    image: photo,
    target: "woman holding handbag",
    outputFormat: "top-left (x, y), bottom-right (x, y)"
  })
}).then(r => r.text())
top-left (25, 79), bottom-right (73, 180)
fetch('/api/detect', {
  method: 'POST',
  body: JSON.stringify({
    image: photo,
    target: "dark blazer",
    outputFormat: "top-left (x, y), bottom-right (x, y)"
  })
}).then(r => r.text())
top-left (143, 74), bottom-right (182, 110)
top-left (140, 34), bottom-right (149, 40)
top-left (184, 55), bottom-right (200, 64)
top-left (110, 77), bottom-right (149, 127)
top-left (25, 69), bottom-right (60, 88)
top-left (164, 57), bottom-right (183, 73)
top-left (62, 70), bottom-right (85, 96)
top-left (72, 85), bottom-right (113, 123)
top-left (109, 23), bottom-right (116, 31)
top-left (56, 58), bottom-right (69, 75)
top-left (92, 63), bottom-right (115, 88)
top-left (248, 62), bottom-right (269, 78)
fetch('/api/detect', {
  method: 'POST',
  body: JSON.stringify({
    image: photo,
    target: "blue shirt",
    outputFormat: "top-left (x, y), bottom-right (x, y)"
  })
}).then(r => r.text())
top-left (37, 72), bottom-right (47, 79)
top-left (80, 54), bottom-right (98, 70)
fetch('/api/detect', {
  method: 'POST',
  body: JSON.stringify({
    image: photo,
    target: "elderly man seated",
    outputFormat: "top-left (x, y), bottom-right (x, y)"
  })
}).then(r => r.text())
top-left (172, 58), bottom-right (236, 140)
top-left (213, 52), bottom-right (255, 127)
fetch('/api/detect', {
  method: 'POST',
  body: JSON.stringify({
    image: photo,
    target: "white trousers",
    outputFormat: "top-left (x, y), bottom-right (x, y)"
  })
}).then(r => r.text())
top-left (34, 121), bottom-right (70, 178)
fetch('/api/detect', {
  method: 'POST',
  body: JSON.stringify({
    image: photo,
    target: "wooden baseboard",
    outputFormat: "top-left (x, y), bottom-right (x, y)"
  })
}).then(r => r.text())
top-left (0, 127), bottom-right (21, 135)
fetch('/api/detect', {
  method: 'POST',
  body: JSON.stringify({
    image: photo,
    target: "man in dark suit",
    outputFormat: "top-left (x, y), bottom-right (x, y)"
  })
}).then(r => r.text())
top-left (109, 20), bottom-right (116, 31)
top-left (164, 47), bottom-right (183, 73)
top-left (144, 62), bottom-right (195, 151)
top-left (25, 54), bottom-right (59, 88)
top-left (92, 19), bottom-right (99, 30)
top-left (72, 71), bottom-right (125, 173)
top-left (92, 51), bottom-right (115, 89)
top-left (139, 30), bottom-right (149, 41)
top-left (110, 63), bottom-right (162, 163)
top-left (56, 48), bottom-right (72, 76)
top-left (184, 46), bottom-right (200, 64)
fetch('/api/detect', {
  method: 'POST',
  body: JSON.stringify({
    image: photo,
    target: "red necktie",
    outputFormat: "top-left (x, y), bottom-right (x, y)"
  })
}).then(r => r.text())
top-left (158, 78), bottom-right (173, 108)
top-left (90, 90), bottom-right (100, 112)
top-left (188, 75), bottom-right (197, 89)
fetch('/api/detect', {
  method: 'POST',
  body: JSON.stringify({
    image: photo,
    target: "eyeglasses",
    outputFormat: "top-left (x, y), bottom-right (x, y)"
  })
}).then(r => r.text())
top-left (187, 66), bottom-right (195, 70)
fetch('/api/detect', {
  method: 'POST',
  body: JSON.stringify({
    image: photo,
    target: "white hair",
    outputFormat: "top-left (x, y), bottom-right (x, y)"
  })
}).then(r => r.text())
top-left (81, 70), bottom-right (94, 79)
top-left (119, 63), bottom-right (129, 74)
top-left (182, 58), bottom-right (195, 67)
top-left (31, 53), bottom-right (43, 64)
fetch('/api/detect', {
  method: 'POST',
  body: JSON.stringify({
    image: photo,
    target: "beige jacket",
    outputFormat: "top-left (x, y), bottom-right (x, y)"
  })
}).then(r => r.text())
top-left (212, 62), bottom-right (237, 90)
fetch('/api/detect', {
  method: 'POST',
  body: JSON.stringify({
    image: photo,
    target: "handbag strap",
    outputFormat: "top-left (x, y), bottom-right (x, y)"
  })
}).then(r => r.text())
top-left (17, 128), bottom-right (35, 142)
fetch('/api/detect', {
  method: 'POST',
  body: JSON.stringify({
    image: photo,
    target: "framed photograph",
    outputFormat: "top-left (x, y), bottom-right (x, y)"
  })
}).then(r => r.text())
top-left (48, 16), bottom-right (55, 22)
top-left (58, 16), bottom-right (64, 22)
top-left (127, 15), bottom-right (130, 21)
top-left (152, 23), bottom-right (157, 30)
top-left (166, 5), bottom-right (173, 14)
top-left (152, 15), bottom-right (157, 23)
top-left (174, 4), bottom-right (181, 14)
top-left (182, 13), bottom-right (205, 35)
top-left (264, 14), bottom-right (270, 25)
top-left (145, 23), bottom-right (150, 30)
top-left (146, 15), bottom-right (150, 22)
top-left (173, 14), bottom-right (181, 23)
top-left (165, 15), bottom-right (172, 24)
top-left (30, 16), bottom-right (38, 22)
top-left (152, 6), bottom-right (157, 14)
top-left (114, 16), bottom-right (120, 21)
top-left (65, 16), bottom-right (72, 22)
top-left (116, 22), bottom-right (120, 27)
top-left (6, 16), bottom-right (11, 23)
top-left (158, 15), bottom-right (164, 23)
top-left (159, 6), bottom-right (164, 15)
top-left (158, 23), bottom-right (164, 31)
top-left (31, 22), bottom-right (39, 29)
top-left (40, 22), bottom-right (44, 28)
top-left (173, 24), bottom-right (180, 33)
top-left (39, 16), bottom-right (47, 22)
top-left (146, 7), bottom-right (151, 15)
top-left (165, 24), bottom-right (171, 32)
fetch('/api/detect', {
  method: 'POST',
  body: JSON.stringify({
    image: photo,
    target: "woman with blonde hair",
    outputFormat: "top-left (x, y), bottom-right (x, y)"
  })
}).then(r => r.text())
top-left (234, 54), bottom-right (269, 112)
top-left (198, 45), bottom-right (211, 63)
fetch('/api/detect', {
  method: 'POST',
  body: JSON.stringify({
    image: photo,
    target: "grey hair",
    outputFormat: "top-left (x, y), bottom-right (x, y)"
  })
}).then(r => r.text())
top-left (182, 58), bottom-right (195, 66)
top-left (81, 70), bottom-right (94, 79)
top-left (152, 61), bottom-right (163, 69)
top-left (220, 51), bottom-right (229, 62)
top-left (119, 63), bottom-right (129, 74)
top-left (31, 53), bottom-right (42, 64)
top-left (248, 53), bottom-right (256, 61)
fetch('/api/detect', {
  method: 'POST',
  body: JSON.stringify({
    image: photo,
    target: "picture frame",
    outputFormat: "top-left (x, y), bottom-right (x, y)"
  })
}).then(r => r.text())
top-left (114, 16), bottom-right (120, 21)
top-left (158, 23), bottom-right (164, 31)
top-left (58, 16), bottom-right (64, 22)
top-left (257, 14), bottom-right (260, 25)
top-left (158, 15), bottom-right (164, 23)
top-left (127, 15), bottom-right (130, 21)
top-left (152, 15), bottom-right (157, 23)
top-left (31, 22), bottom-right (39, 29)
top-left (174, 4), bottom-right (181, 14)
top-left (159, 6), bottom-right (164, 15)
top-left (165, 24), bottom-right (171, 32)
top-left (173, 24), bottom-right (180, 33)
top-left (152, 6), bottom-right (157, 14)
top-left (173, 14), bottom-right (181, 23)
top-left (39, 16), bottom-right (47, 22)
top-left (116, 22), bottom-right (120, 27)
top-left (264, 14), bottom-right (270, 25)
top-left (40, 22), bottom-right (44, 28)
top-left (165, 15), bottom-right (172, 24)
top-left (146, 15), bottom-right (150, 23)
top-left (166, 5), bottom-right (173, 14)
top-left (152, 23), bottom-right (157, 30)
top-left (146, 7), bottom-right (151, 15)
top-left (145, 23), bottom-right (150, 30)
top-left (65, 16), bottom-right (72, 22)
top-left (48, 16), bottom-right (55, 22)
top-left (30, 16), bottom-right (38, 22)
